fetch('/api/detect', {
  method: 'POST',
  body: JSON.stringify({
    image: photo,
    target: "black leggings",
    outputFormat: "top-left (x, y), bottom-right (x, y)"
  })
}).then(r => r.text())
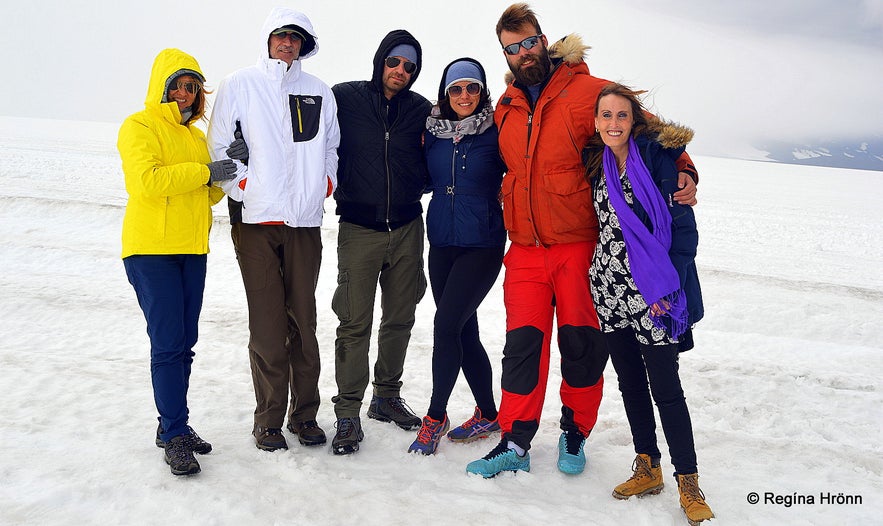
top-left (426, 245), bottom-right (504, 421)
top-left (606, 329), bottom-right (698, 474)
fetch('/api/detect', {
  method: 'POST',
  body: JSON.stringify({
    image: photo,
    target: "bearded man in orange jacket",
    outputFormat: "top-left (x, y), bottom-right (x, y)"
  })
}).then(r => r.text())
top-left (467, 3), bottom-right (698, 478)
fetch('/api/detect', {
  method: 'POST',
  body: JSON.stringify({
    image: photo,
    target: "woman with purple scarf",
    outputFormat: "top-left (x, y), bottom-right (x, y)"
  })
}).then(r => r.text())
top-left (584, 83), bottom-right (713, 525)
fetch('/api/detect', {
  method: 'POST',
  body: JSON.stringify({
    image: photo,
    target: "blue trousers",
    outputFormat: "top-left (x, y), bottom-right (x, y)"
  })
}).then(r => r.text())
top-left (606, 329), bottom-right (697, 474)
top-left (124, 254), bottom-right (206, 442)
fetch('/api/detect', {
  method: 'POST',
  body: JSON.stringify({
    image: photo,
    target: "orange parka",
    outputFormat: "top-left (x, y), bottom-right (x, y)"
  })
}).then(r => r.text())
top-left (495, 34), bottom-right (696, 247)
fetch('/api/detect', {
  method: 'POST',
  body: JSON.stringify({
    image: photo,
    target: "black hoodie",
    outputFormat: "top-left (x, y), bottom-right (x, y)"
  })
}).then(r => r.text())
top-left (331, 29), bottom-right (431, 230)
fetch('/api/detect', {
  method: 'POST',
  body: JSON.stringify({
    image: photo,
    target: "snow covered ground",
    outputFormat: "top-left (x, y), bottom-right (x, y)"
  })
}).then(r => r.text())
top-left (1, 116), bottom-right (881, 525)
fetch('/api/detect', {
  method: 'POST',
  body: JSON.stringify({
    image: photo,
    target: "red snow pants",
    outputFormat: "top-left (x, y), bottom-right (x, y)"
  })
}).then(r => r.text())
top-left (497, 241), bottom-right (608, 450)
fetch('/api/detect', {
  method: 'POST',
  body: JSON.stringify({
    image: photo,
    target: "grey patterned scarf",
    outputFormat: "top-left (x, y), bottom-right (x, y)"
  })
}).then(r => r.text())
top-left (426, 102), bottom-right (494, 144)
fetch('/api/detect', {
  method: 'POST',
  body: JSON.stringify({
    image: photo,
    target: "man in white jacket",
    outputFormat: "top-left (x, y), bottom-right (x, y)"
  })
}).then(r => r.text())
top-left (208, 7), bottom-right (340, 452)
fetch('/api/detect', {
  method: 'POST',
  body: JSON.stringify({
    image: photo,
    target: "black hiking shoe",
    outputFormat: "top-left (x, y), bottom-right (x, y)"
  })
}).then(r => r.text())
top-left (164, 435), bottom-right (201, 476)
top-left (253, 426), bottom-right (288, 451)
top-left (332, 417), bottom-right (364, 455)
top-left (287, 420), bottom-right (327, 446)
top-left (156, 423), bottom-right (212, 454)
top-left (367, 395), bottom-right (421, 430)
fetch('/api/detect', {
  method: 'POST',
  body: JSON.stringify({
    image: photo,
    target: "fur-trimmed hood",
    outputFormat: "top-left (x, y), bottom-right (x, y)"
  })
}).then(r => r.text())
top-left (504, 33), bottom-right (590, 85)
top-left (646, 117), bottom-right (694, 149)
top-left (548, 33), bottom-right (591, 64)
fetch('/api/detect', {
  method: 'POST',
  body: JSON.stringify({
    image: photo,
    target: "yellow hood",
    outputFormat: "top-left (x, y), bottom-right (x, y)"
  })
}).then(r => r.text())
top-left (144, 48), bottom-right (205, 114)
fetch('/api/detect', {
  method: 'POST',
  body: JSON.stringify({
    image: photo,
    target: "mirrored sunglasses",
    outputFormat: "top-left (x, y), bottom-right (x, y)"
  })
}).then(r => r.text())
top-left (503, 35), bottom-right (542, 55)
top-left (385, 56), bottom-right (417, 74)
top-left (170, 80), bottom-right (201, 94)
top-left (447, 83), bottom-right (482, 97)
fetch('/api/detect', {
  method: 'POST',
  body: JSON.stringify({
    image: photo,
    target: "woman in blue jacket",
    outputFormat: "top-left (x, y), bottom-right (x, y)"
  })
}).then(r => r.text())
top-left (408, 58), bottom-right (506, 455)
top-left (584, 83), bottom-right (713, 525)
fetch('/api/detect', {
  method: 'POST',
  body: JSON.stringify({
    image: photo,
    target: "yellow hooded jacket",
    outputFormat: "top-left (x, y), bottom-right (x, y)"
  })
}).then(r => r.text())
top-left (118, 48), bottom-right (224, 258)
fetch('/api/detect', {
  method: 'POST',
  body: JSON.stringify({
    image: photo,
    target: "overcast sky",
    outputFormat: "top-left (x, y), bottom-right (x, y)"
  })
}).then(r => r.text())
top-left (2, 0), bottom-right (881, 157)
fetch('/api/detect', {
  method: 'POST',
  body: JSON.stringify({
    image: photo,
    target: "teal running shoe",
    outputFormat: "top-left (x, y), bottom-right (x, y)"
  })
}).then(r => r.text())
top-left (557, 430), bottom-right (586, 474)
top-left (466, 440), bottom-right (530, 478)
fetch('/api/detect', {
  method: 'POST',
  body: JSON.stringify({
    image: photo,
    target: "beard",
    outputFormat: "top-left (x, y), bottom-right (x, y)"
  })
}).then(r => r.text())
top-left (508, 46), bottom-right (552, 86)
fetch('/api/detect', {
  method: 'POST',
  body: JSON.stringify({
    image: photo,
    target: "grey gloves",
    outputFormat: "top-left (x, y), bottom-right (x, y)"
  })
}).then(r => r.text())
top-left (207, 124), bottom-right (247, 185)
top-left (207, 159), bottom-right (237, 185)
top-left (225, 130), bottom-right (249, 163)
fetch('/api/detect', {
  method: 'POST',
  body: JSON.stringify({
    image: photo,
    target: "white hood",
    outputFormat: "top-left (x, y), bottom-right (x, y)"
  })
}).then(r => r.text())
top-left (259, 7), bottom-right (319, 61)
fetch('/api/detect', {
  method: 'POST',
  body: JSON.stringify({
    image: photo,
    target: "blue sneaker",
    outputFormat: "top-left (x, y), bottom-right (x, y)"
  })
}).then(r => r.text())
top-left (466, 440), bottom-right (530, 478)
top-left (557, 430), bottom-right (586, 474)
top-left (447, 407), bottom-right (501, 443)
top-left (408, 415), bottom-right (450, 455)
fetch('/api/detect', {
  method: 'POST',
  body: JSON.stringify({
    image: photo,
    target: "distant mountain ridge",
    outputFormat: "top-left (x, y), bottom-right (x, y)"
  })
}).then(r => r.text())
top-left (757, 137), bottom-right (883, 172)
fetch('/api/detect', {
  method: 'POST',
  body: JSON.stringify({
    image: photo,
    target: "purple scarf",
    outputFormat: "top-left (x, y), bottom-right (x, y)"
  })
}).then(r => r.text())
top-left (603, 137), bottom-right (688, 339)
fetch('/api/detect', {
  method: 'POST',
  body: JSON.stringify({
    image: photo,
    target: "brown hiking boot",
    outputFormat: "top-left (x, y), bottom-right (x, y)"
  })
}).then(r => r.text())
top-left (677, 473), bottom-right (714, 525)
top-left (612, 454), bottom-right (664, 500)
top-left (253, 426), bottom-right (288, 451)
top-left (287, 420), bottom-right (327, 446)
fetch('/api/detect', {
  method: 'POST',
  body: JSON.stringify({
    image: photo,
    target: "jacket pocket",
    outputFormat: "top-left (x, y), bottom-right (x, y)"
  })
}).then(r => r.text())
top-left (235, 251), bottom-right (268, 292)
top-left (415, 264), bottom-right (427, 304)
top-left (288, 94), bottom-right (323, 142)
top-left (543, 170), bottom-right (592, 234)
top-left (500, 174), bottom-right (516, 230)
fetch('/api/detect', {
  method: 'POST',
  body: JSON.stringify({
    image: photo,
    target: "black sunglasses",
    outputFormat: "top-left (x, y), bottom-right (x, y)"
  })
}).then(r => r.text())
top-left (503, 35), bottom-right (543, 55)
top-left (385, 56), bottom-right (417, 74)
top-left (448, 83), bottom-right (482, 97)
top-left (170, 80), bottom-right (201, 94)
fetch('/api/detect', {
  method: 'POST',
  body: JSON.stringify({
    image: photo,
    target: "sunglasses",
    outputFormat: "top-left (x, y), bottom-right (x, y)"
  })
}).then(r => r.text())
top-left (503, 35), bottom-right (543, 55)
top-left (447, 83), bottom-right (482, 97)
top-left (385, 56), bottom-right (417, 74)
top-left (170, 80), bottom-right (201, 94)
top-left (272, 29), bottom-right (303, 41)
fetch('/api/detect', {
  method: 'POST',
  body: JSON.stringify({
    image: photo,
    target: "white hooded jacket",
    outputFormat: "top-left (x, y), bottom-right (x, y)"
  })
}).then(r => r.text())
top-left (208, 7), bottom-right (340, 226)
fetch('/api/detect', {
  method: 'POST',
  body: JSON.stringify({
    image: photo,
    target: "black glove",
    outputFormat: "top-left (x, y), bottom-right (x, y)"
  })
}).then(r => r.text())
top-left (207, 159), bottom-right (237, 185)
top-left (225, 129), bottom-right (249, 163)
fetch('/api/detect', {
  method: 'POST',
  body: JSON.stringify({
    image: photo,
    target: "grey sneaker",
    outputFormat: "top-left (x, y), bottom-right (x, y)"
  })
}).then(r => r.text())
top-left (155, 422), bottom-right (212, 454)
top-left (164, 435), bottom-right (201, 476)
top-left (332, 417), bottom-right (364, 455)
top-left (367, 395), bottom-right (421, 430)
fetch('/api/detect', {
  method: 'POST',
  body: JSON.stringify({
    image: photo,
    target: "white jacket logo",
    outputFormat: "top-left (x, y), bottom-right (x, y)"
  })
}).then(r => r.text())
top-left (302, 97), bottom-right (316, 105)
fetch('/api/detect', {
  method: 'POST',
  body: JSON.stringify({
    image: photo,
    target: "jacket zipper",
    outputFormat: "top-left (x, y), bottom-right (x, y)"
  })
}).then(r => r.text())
top-left (525, 112), bottom-right (540, 246)
top-left (384, 130), bottom-right (391, 229)
top-left (296, 97), bottom-right (304, 133)
top-left (525, 113), bottom-right (533, 158)
top-left (450, 145), bottom-right (457, 215)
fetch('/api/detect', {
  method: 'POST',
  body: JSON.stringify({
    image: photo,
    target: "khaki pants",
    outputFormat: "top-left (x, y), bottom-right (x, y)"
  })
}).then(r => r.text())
top-left (231, 223), bottom-right (322, 428)
top-left (331, 218), bottom-right (427, 417)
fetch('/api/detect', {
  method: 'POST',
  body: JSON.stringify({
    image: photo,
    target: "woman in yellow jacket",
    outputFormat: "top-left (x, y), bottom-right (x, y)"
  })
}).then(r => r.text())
top-left (118, 48), bottom-right (238, 476)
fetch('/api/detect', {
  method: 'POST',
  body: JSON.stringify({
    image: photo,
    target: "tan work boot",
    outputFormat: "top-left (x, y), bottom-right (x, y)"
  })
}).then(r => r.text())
top-left (612, 454), bottom-right (664, 499)
top-left (677, 473), bottom-right (715, 525)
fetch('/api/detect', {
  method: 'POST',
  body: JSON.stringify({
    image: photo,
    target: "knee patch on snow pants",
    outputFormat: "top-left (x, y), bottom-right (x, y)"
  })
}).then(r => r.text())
top-left (559, 325), bottom-right (609, 388)
top-left (501, 326), bottom-right (544, 395)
